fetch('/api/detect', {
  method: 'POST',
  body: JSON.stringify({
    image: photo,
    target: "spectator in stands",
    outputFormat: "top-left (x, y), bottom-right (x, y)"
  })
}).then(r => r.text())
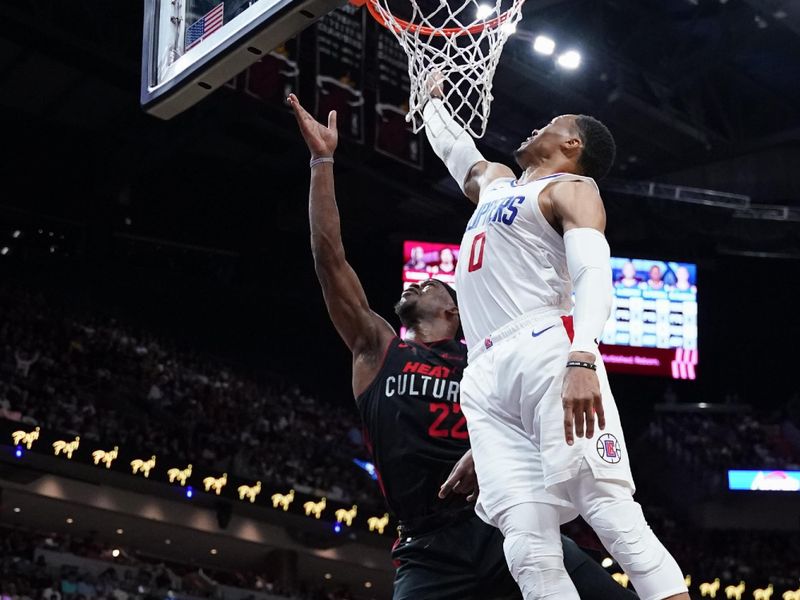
top-left (427, 247), bottom-right (456, 275)
top-left (646, 265), bottom-right (666, 290)
top-left (615, 260), bottom-right (640, 288)
top-left (403, 246), bottom-right (427, 271)
top-left (674, 265), bottom-right (697, 293)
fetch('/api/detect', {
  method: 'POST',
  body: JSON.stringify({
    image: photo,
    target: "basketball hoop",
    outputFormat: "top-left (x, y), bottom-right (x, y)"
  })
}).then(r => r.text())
top-left (350, 0), bottom-right (525, 137)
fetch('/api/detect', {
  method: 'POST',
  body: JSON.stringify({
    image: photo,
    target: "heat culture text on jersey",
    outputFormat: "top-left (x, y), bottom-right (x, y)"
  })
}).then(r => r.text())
top-left (356, 338), bottom-right (470, 521)
top-left (384, 360), bottom-right (460, 401)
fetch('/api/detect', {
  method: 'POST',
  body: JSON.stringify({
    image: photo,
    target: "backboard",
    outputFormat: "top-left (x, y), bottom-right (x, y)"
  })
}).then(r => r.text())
top-left (141, 0), bottom-right (344, 119)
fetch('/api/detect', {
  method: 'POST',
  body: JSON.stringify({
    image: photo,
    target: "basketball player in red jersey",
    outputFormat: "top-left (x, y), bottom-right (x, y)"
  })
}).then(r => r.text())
top-left (423, 76), bottom-right (689, 600)
top-left (287, 93), bottom-right (639, 600)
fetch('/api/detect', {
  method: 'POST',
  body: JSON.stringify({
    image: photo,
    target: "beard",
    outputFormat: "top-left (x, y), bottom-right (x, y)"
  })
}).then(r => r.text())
top-left (394, 297), bottom-right (424, 328)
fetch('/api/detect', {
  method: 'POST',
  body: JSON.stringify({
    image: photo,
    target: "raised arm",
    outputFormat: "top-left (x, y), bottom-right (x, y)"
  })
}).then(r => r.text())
top-left (548, 180), bottom-right (612, 445)
top-left (288, 94), bottom-right (395, 393)
top-left (423, 73), bottom-right (515, 204)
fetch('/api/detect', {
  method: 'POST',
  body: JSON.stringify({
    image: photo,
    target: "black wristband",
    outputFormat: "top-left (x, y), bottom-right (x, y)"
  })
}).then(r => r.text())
top-left (566, 360), bottom-right (597, 371)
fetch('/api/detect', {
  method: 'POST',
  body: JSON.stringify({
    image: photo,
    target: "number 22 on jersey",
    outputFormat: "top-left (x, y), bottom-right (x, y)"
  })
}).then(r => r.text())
top-left (428, 402), bottom-right (469, 439)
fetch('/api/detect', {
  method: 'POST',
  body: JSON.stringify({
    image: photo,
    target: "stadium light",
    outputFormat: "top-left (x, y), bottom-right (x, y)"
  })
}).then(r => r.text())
top-left (476, 4), bottom-right (493, 19)
top-left (556, 50), bottom-right (581, 69)
top-left (533, 35), bottom-right (555, 55)
top-left (501, 22), bottom-right (517, 35)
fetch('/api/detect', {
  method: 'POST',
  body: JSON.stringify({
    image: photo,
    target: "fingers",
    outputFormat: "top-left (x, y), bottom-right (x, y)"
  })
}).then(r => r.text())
top-left (574, 404), bottom-right (585, 439)
top-left (327, 110), bottom-right (337, 132)
top-left (595, 395), bottom-right (606, 431)
top-left (584, 403), bottom-right (595, 439)
top-left (438, 472), bottom-right (459, 499)
top-left (563, 405), bottom-right (574, 446)
top-left (287, 93), bottom-right (305, 122)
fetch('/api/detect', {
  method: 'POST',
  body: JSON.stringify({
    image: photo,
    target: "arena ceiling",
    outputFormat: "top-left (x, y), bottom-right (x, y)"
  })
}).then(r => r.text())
top-left (0, 0), bottom-right (797, 254)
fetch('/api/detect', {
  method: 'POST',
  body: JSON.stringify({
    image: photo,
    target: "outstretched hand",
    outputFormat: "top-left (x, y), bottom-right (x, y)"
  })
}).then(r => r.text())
top-left (425, 69), bottom-right (445, 100)
top-left (287, 93), bottom-right (338, 158)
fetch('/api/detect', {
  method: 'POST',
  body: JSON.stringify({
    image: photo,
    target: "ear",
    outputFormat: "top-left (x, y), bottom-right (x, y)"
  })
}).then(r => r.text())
top-left (445, 305), bottom-right (459, 318)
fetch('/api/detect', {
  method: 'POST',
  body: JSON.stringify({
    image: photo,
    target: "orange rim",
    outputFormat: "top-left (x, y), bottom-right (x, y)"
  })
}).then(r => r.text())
top-left (350, 0), bottom-right (515, 37)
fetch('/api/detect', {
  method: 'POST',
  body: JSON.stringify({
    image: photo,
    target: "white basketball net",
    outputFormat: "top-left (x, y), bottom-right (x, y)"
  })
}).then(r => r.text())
top-left (367, 0), bottom-right (525, 138)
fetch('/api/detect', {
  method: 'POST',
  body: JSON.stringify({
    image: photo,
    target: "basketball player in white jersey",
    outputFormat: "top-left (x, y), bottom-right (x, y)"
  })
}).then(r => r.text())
top-left (422, 78), bottom-right (689, 600)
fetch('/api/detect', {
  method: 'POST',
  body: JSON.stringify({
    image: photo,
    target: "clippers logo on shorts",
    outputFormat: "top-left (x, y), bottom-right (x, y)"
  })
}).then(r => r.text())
top-left (596, 433), bottom-right (622, 464)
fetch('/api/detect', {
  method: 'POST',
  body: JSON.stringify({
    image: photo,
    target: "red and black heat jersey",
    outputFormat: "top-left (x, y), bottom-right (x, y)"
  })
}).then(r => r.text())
top-left (356, 337), bottom-right (470, 522)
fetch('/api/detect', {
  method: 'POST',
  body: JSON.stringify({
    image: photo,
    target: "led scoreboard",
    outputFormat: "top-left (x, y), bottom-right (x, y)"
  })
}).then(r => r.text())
top-left (402, 241), bottom-right (698, 379)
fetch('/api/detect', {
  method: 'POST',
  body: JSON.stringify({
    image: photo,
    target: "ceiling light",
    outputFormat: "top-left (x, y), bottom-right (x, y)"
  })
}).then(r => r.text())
top-left (165, 539), bottom-right (172, 545)
top-left (324, 574), bottom-right (332, 580)
top-left (556, 50), bottom-right (581, 70)
top-left (364, 582), bottom-right (373, 589)
top-left (210, 548), bottom-right (218, 555)
top-left (475, 4), bottom-right (493, 19)
top-left (116, 528), bottom-right (124, 535)
top-left (66, 518), bottom-right (74, 524)
top-left (501, 22), bottom-right (517, 35)
top-left (112, 549), bottom-right (120, 558)
top-left (533, 35), bottom-right (555, 55)
top-left (13, 507), bottom-right (21, 513)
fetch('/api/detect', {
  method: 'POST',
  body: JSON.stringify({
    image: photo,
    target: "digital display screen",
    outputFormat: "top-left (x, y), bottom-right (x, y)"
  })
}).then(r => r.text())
top-left (402, 241), bottom-right (698, 379)
top-left (728, 470), bottom-right (800, 492)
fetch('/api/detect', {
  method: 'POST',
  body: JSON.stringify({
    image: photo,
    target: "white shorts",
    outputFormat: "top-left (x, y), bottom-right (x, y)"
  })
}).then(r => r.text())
top-left (460, 307), bottom-right (635, 526)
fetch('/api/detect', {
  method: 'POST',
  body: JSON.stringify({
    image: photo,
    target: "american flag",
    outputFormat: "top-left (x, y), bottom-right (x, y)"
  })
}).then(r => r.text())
top-left (185, 2), bottom-right (224, 52)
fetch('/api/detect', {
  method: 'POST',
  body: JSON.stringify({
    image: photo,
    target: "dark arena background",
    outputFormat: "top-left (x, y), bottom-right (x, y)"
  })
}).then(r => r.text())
top-left (1, 0), bottom-right (800, 598)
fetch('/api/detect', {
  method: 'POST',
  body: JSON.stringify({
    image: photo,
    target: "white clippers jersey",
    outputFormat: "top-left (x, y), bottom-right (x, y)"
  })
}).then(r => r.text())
top-left (455, 172), bottom-right (599, 349)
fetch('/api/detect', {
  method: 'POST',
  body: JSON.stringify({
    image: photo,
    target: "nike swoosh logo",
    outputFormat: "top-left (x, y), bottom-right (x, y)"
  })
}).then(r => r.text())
top-left (531, 325), bottom-right (556, 338)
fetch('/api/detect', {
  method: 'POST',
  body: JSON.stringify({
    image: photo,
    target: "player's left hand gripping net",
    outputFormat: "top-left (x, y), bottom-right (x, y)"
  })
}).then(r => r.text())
top-left (359, 0), bottom-right (525, 138)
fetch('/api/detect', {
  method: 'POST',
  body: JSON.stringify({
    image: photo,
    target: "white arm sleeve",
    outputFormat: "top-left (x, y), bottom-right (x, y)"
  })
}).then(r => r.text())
top-left (423, 99), bottom-right (486, 194)
top-left (564, 227), bottom-right (613, 359)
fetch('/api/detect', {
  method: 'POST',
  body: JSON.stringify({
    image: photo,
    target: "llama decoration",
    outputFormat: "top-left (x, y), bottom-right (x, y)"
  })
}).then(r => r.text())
top-left (271, 489), bottom-right (295, 511)
top-left (203, 473), bottom-right (228, 495)
top-left (12, 427), bottom-right (40, 449)
top-left (367, 513), bottom-right (390, 534)
top-left (53, 437), bottom-right (80, 459)
top-left (753, 585), bottom-right (773, 600)
top-left (130, 456), bottom-right (156, 477)
top-left (725, 581), bottom-right (745, 600)
top-left (303, 497), bottom-right (327, 519)
top-left (335, 505), bottom-right (358, 527)
top-left (237, 481), bottom-right (262, 503)
top-left (92, 446), bottom-right (118, 468)
top-left (167, 464), bottom-right (192, 485)
top-left (700, 579), bottom-right (721, 598)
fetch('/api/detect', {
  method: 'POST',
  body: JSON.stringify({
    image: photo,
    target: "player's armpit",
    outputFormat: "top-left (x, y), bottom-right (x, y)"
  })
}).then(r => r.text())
top-left (463, 161), bottom-right (516, 204)
top-left (548, 180), bottom-right (607, 233)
